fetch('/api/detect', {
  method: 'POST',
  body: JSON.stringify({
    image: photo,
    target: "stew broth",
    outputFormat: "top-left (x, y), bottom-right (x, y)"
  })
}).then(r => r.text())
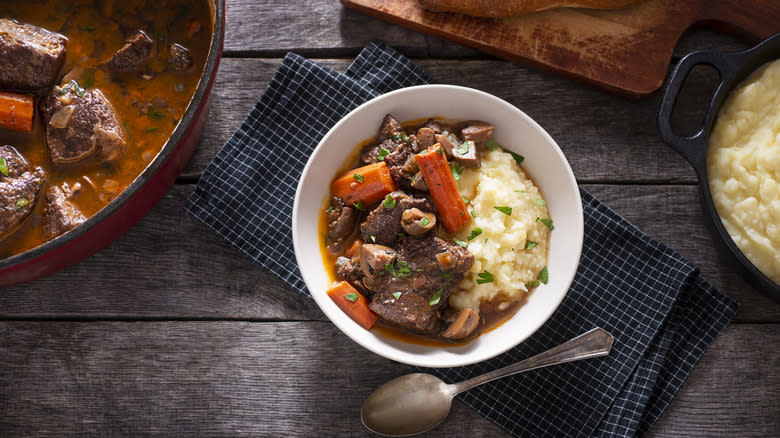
top-left (0, 0), bottom-right (213, 258)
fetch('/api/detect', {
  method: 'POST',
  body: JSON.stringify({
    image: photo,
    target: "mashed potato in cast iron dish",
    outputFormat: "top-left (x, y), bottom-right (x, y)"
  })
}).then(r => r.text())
top-left (707, 59), bottom-right (780, 284)
top-left (321, 115), bottom-right (551, 344)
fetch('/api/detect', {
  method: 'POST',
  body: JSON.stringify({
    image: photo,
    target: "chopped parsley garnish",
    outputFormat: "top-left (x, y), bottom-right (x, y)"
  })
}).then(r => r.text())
top-left (58, 80), bottom-right (86, 98)
top-left (525, 240), bottom-right (538, 250)
top-left (396, 261), bottom-right (412, 277)
top-left (508, 151), bottom-right (525, 164)
top-left (343, 292), bottom-right (359, 302)
top-left (462, 196), bottom-right (470, 204)
top-left (370, 235), bottom-right (376, 243)
top-left (470, 209), bottom-right (477, 218)
top-left (392, 292), bottom-right (402, 300)
top-left (436, 147), bottom-right (444, 155)
top-left (353, 200), bottom-right (365, 211)
top-left (392, 133), bottom-right (410, 142)
top-left (476, 270), bottom-right (494, 284)
top-left (429, 287), bottom-right (443, 306)
top-left (377, 146), bottom-right (390, 161)
top-left (494, 206), bottom-right (512, 216)
top-left (485, 139), bottom-right (500, 151)
top-left (420, 217), bottom-right (430, 227)
top-left (537, 217), bottom-right (554, 230)
top-left (453, 238), bottom-right (468, 248)
top-left (467, 228), bottom-right (482, 240)
top-left (383, 194), bottom-right (396, 209)
top-left (353, 173), bottom-right (364, 183)
top-left (440, 272), bottom-right (452, 281)
top-left (147, 106), bottom-right (165, 120)
top-left (385, 263), bottom-right (396, 276)
top-left (536, 199), bottom-right (547, 206)
top-left (455, 142), bottom-right (470, 155)
top-left (526, 280), bottom-right (540, 289)
top-left (450, 162), bottom-right (463, 180)
top-left (325, 205), bottom-right (334, 212)
top-left (15, 198), bottom-right (29, 210)
top-left (0, 157), bottom-right (8, 177)
top-left (539, 266), bottom-right (549, 284)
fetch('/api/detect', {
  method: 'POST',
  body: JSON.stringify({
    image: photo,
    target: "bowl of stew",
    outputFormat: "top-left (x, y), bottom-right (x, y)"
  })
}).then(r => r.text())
top-left (0, 0), bottom-right (225, 286)
top-left (293, 85), bottom-right (583, 367)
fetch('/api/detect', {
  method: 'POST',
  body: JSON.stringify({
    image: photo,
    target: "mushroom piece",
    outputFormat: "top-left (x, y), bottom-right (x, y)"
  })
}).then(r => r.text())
top-left (442, 308), bottom-right (480, 340)
top-left (435, 134), bottom-right (455, 158)
top-left (451, 139), bottom-right (480, 168)
top-left (410, 172), bottom-right (428, 191)
top-left (416, 127), bottom-right (437, 150)
top-left (359, 244), bottom-right (398, 278)
top-left (400, 208), bottom-right (436, 236)
top-left (461, 122), bottom-right (495, 146)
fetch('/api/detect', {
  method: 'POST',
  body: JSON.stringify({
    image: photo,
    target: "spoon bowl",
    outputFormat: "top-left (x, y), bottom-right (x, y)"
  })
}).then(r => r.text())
top-left (361, 328), bottom-right (614, 436)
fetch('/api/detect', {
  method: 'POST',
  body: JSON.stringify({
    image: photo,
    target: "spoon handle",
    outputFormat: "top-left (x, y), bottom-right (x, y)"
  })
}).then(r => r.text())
top-left (450, 328), bottom-right (614, 396)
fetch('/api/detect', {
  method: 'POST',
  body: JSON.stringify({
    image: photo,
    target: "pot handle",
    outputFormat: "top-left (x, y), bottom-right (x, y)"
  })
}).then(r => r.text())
top-left (657, 50), bottom-right (742, 171)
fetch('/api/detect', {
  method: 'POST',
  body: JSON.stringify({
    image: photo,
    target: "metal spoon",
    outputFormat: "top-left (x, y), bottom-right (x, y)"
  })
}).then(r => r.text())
top-left (361, 327), bottom-right (614, 436)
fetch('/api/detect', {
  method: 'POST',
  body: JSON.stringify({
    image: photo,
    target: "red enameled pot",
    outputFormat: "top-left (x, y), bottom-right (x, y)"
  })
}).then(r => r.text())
top-left (0, 0), bottom-right (226, 287)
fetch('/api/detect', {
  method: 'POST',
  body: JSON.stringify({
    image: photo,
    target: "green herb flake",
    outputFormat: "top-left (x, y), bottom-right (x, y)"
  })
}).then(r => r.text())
top-left (383, 194), bottom-right (396, 209)
top-left (343, 292), bottom-right (359, 302)
top-left (437, 147), bottom-right (444, 156)
top-left (494, 206), bottom-right (512, 216)
top-left (526, 280), bottom-right (540, 289)
top-left (396, 261), bottom-right (412, 278)
top-left (467, 228), bottom-right (482, 240)
top-left (385, 263), bottom-right (397, 277)
top-left (0, 157), bottom-right (8, 177)
top-left (392, 292), bottom-right (402, 300)
top-left (450, 162), bottom-right (463, 180)
top-left (440, 272), bottom-right (452, 281)
top-left (539, 266), bottom-right (549, 284)
top-left (353, 200), bottom-right (365, 211)
top-left (420, 217), bottom-right (430, 227)
top-left (525, 240), bottom-right (538, 250)
top-left (455, 142), bottom-right (470, 155)
top-left (508, 151), bottom-right (525, 164)
top-left (325, 205), bottom-right (334, 212)
top-left (377, 146), bottom-right (390, 161)
top-left (476, 270), bottom-right (494, 284)
top-left (370, 235), bottom-right (376, 243)
top-left (453, 238), bottom-right (468, 248)
top-left (429, 287), bottom-right (443, 306)
top-left (485, 139), bottom-right (500, 151)
top-left (536, 199), bottom-right (547, 206)
top-left (353, 173), bottom-right (364, 183)
top-left (147, 107), bottom-right (165, 120)
top-left (537, 217), bottom-right (555, 230)
top-left (15, 198), bottom-right (29, 210)
top-left (392, 133), bottom-right (409, 142)
top-left (462, 196), bottom-right (470, 204)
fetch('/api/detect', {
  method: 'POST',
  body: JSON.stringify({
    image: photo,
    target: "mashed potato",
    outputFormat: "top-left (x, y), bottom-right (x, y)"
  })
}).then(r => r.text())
top-left (449, 148), bottom-right (551, 311)
top-left (707, 59), bottom-right (780, 284)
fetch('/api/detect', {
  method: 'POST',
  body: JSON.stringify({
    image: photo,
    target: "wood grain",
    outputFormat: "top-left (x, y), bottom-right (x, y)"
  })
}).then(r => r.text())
top-left (0, 322), bottom-right (776, 437)
top-left (340, 0), bottom-right (778, 97)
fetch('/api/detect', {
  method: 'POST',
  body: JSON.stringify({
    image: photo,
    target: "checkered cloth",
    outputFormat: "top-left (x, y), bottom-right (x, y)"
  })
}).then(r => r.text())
top-left (186, 41), bottom-right (738, 438)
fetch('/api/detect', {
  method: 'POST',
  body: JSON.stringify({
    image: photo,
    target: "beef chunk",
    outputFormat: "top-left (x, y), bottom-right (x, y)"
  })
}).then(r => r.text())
top-left (40, 84), bottom-right (126, 165)
top-left (0, 145), bottom-right (44, 239)
top-left (442, 308), bottom-right (480, 340)
top-left (107, 30), bottom-right (154, 72)
top-left (360, 191), bottom-right (434, 246)
top-left (335, 256), bottom-right (371, 296)
top-left (0, 19), bottom-right (67, 91)
top-left (326, 196), bottom-right (358, 254)
top-left (416, 127), bottom-right (437, 150)
top-left (461, 122), bottom-right (495, 146)
top-left (42, 182), bottom-right (86, 239)
top-left (369, 235), bottom-right (474, 333)
top-left (168, 43), bottom-right (193, 71)
top-left (377, 114), bottom-right (404, 142)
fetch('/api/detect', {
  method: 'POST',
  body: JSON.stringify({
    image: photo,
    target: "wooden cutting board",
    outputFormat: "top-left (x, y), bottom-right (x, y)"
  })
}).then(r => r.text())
top-left (341, 0), bottom-right (779, 98)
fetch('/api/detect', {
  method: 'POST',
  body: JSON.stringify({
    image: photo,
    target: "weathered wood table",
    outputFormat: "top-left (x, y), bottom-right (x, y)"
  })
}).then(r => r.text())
top-left (1, 2), bottom-right (778, 436)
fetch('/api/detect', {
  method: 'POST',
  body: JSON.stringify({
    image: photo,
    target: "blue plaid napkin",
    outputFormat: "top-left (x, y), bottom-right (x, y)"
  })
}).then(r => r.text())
top-left (185, 41), bottom-right (738, 438)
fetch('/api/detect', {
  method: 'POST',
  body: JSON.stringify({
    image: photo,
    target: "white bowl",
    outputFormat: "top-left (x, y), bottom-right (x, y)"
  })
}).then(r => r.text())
top-left (293, 85), bottom-right (583, 368)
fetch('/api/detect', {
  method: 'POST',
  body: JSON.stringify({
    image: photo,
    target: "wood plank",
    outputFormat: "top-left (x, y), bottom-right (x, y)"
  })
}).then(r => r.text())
top-left (1, 184), bottom-right (777, 321)
top-left (0, 321), bottom-right (775, 437)
top-left (222, 0), bottom-right (750, 60)
top-left (183, 57), bottom-right (725, 184)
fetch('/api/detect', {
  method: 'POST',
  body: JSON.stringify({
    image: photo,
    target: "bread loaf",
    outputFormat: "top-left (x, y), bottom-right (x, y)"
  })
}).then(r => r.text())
top-left (418, 0), bottom-right (647, 18)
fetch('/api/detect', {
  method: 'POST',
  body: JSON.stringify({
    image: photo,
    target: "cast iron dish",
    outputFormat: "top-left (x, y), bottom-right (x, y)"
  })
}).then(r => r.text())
top-left (0, 0), bottom-right (226, 287)
top-left (293, 85), bottom-right (583, 367)
top-left (658, 33), bottom-right (780, 301)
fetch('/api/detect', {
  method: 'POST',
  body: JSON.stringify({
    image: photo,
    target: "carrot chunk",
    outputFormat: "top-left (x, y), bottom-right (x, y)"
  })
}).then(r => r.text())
top-left (332, 161), bottom-right (397, 207)
top-left (0, 91), bottom-right (34, 133)
top-left (416, 144), bottom-right (470, 233)
top-left (326, 281), bottom-right (379, 330)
